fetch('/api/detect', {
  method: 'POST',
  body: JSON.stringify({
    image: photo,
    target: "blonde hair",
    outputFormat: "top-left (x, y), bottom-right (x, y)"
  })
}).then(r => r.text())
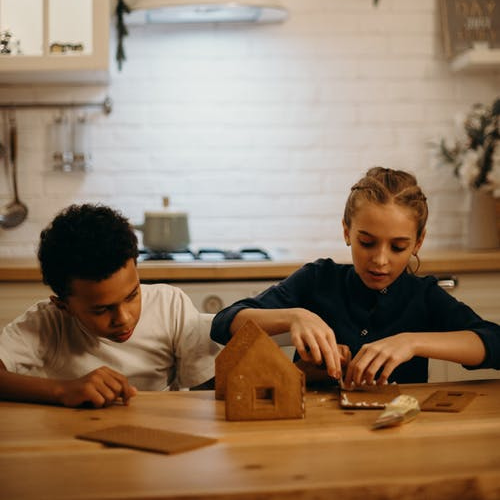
top-left (343, 167), bottom-right (428, 240)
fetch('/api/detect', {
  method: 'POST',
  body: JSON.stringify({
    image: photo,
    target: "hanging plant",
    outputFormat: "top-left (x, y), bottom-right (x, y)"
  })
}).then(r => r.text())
top-left (115, 0), bottom-right (131, 71)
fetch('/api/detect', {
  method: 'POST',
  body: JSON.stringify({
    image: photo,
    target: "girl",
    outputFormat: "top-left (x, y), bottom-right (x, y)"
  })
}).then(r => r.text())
top-left (210, 167), bottom-right (500, 385)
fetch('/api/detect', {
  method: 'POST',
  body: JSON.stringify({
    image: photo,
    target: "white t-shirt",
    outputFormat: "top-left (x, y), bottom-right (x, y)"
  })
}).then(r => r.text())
top-left (0, 284), bottom-right (221, 390)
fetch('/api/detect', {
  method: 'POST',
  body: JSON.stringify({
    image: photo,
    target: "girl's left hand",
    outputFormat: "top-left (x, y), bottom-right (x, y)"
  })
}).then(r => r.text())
top-left (343, 333), bottom-right (415, 386)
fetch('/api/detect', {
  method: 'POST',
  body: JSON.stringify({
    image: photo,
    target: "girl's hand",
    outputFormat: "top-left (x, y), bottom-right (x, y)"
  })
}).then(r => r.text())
top-left (289, 308), bottom-right (342, 379)
top-left (54, 366), bottom-right (137, 408)
top-left (344, 333), bottom-right (415, 386)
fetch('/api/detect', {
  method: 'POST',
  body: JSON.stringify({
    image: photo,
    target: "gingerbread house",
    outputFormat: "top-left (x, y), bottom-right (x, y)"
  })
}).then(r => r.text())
top-left (215, 320), bottom-right (305, 421)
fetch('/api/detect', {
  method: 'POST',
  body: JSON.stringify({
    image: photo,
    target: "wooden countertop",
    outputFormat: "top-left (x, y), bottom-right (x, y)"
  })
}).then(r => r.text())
top-left (1, 249), bottom-right (499, 282)
top-left (1, 379), bottom-right (499, 500)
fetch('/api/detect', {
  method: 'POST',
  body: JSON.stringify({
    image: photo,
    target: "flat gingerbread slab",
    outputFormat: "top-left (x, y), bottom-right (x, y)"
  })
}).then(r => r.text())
top-left (420, 390), bottom-right (476, 412)
top-left (77, 425), bottom-right (217, 454)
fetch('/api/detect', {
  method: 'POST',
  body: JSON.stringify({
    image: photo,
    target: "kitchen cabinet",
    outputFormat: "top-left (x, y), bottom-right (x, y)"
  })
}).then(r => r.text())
top-left (0, 0), bottom-right (110, 84)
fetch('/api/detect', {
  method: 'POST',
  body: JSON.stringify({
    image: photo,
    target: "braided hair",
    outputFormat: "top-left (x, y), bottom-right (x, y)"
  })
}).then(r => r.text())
top-left (343, 167), bottom-right (428, 241)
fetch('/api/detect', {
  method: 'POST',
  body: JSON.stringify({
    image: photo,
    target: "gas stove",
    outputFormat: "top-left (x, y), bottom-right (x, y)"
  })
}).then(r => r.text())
top-left (138, 247), bottom-right (271, 263)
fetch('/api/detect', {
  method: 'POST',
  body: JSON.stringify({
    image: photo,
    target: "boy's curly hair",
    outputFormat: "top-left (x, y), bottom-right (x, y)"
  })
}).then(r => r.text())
top-left (38, 204), bottom-right (138, 299)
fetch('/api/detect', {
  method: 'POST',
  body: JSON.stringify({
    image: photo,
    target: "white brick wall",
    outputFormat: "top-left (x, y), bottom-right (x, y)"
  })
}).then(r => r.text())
top-left (0, 0), bottom-right (499, 258)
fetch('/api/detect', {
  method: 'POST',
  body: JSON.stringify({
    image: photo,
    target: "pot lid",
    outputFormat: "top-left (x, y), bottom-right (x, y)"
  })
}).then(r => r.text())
top-left (144, 196), bottom-right (188, 217)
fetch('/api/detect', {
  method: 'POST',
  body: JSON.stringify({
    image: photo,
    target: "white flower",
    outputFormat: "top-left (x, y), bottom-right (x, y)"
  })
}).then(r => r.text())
top-left (435, 97), bottom-right (500, 191)
top-left (458, 149), bottom-right (482, 189)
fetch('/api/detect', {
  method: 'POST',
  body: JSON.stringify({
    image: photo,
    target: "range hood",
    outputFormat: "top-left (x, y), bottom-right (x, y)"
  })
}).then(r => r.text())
top-left (126, 0), bottom-right (288, 24)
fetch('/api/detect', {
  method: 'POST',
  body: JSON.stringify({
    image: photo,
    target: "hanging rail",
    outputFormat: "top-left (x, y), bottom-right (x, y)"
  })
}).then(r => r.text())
top-left (0, 96), bottom-right (112, 115)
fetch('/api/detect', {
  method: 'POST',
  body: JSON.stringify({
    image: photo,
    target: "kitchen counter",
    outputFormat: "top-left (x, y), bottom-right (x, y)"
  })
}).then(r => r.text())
top-left (0, 249), bottom-right (499, 282)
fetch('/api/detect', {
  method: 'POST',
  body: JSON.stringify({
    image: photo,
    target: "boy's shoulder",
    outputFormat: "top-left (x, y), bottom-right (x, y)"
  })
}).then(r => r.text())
top-left (12, 298), bottom-right (65, 326)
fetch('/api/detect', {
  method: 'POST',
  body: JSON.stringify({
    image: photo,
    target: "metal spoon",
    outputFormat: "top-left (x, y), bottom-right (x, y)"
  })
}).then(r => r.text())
top-left (0, 110), bottom-right (28, 229)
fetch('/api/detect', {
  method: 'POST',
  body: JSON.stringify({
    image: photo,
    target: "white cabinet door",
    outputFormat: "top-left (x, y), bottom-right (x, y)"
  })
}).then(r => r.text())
top-left (0, 0), bottom-right (109, 83)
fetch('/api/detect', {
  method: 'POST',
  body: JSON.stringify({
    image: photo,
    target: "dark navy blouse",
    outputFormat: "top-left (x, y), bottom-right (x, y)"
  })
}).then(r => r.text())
top-left (210, 258), bottom-right (500, 383)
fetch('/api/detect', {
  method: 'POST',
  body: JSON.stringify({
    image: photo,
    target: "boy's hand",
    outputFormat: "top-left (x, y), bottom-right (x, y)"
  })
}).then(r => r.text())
top-left (54, 366), bottom-right (137, 408)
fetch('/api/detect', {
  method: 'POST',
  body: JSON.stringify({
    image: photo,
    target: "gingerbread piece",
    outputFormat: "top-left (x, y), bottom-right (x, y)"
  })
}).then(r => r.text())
top-left (420, 390), bottom-right (476, 412)
top-left (76, 425), bottom-right (216, 454)
top-left (340, 383), bottom-right (401, 409)
top-left (215, 320), bottom-right (305, 421)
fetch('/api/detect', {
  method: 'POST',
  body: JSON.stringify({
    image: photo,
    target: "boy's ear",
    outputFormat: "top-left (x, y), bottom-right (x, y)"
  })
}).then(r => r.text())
top-left (342, 219), bottom-right (351, 246)
top-left (50, 295), bottom-right (69, 312)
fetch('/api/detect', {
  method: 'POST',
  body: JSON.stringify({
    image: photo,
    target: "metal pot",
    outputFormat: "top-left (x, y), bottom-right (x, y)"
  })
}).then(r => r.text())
top-left (134, 197), bottom-right (190, 252)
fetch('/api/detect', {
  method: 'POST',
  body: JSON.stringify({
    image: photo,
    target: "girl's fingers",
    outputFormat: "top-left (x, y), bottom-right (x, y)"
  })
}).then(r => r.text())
top-left (360, 353), bottom-right (387, 385)
top-left (344, 347), bottom-right (374, 386)
top-left (318, 334), bottom-right (341, 379)
top-left (293, 336), bottom-right (313, 363)
top-left (377, 360), bottom-right (399, 385)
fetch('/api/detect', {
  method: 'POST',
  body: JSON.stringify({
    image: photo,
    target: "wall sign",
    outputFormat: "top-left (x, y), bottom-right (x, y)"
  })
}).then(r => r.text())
top-left (440, 0), bottom-right (500, 58)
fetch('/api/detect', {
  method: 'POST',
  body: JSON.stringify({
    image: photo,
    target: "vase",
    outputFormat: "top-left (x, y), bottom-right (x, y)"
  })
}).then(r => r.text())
top-left (466, 190), bottom-right (500, 250)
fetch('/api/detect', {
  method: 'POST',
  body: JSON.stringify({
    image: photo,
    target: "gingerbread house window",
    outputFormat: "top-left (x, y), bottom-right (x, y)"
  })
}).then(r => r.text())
top-left (254, 387), bottom-right (275, 409)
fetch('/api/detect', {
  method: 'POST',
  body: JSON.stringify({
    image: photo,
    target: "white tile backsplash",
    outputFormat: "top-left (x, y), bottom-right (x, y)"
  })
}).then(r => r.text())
top-left (0, 0), bottom-right (499, 258)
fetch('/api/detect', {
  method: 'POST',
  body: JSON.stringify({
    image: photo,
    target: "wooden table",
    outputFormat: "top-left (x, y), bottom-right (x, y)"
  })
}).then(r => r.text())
top-left (1, 380), bottom-right (499, 500)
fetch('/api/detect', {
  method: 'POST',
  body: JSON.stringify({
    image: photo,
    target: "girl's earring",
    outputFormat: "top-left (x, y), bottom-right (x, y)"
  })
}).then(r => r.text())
top-left (411, 253), bottom-right (421, 274)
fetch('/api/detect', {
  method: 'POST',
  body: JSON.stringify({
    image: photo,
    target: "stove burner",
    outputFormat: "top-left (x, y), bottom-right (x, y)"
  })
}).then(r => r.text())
top-left (138, 247), bottom-right (271, 262)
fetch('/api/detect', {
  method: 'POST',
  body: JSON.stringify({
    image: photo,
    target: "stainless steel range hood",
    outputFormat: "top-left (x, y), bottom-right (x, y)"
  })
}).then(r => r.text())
top-left (126, 0), bottom-right (288, 24)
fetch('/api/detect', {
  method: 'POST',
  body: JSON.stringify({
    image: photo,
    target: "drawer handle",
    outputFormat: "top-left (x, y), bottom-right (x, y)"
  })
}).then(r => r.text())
top-left (202, 295), bottom-right (224, 314)
top-left (437, 276), bottom-right (458, 290)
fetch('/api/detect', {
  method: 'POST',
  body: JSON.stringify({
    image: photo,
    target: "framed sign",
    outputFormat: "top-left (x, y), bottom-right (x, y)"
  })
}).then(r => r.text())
top-left (440, 0), bottom-right (500, 58)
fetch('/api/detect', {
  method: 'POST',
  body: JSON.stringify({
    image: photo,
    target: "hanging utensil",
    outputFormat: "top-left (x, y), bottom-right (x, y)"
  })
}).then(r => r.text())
top-left (0, 110), bottom-right (28, 229)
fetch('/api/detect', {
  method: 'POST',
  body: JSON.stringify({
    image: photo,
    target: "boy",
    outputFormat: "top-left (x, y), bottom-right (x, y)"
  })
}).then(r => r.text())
top-left (0, 204), bottom-right (221, 408)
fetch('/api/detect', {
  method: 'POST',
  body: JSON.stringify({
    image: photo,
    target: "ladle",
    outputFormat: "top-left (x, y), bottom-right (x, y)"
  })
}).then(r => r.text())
top-left (0, 110), bottom-right (28, 229)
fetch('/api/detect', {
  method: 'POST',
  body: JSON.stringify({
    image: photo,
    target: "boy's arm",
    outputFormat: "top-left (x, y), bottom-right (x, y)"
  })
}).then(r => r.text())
top-left (0, 360), bottom-right (137, 408)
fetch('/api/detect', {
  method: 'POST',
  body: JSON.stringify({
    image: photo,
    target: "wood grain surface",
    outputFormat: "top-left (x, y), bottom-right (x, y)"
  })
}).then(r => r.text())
top-left (1, 380), bottom-right (499, 499)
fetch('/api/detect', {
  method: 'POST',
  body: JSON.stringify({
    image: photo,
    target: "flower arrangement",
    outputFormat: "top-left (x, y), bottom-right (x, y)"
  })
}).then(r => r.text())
top-left (437, 97), bottom-right (500, 191)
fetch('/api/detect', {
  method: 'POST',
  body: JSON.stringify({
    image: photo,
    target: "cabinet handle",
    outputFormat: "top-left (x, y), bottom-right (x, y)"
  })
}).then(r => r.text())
top-left (436, 276), bottom-right (458, 290)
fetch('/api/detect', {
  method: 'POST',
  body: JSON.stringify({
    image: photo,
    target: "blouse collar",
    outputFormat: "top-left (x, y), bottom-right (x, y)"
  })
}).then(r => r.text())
top-left (346, 266), bottom-right (410, 308)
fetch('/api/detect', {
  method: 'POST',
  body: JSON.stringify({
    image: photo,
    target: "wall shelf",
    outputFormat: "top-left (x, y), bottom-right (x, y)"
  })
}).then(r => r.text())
top-left (451, 46), bottom-right (500, 73)
top-left (0, 0), bottom-right (110, 85)
top-left (0, 97), bottom-right (112, 115)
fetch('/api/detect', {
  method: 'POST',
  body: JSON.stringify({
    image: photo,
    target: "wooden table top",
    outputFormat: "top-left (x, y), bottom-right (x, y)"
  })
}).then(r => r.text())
top-left (1, 379), bottom-right (499, 500)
